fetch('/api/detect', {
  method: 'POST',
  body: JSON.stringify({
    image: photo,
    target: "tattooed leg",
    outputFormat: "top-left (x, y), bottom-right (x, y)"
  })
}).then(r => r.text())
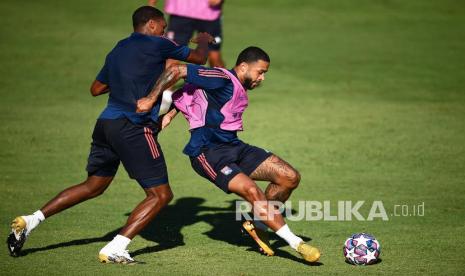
top-left (250, 155), bottom-right (301, 203)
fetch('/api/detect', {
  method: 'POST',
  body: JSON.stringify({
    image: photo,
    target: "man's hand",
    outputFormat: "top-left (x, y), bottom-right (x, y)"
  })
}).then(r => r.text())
top-left (161, 114), bottom-right (173, 130)
top-left (161, 109), bottom-right (178, 130)
top-left (187, 34), bottom-right (213, 64)
top-left (137, 97), bottom-right (155, 113)
top-left (190, 32), bottom-right (215, 44)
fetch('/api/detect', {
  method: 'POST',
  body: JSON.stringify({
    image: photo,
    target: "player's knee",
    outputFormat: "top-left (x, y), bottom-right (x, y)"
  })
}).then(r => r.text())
top-left (278, 168), bottom-right (300, 190)
top-left (84, 178), bottom-right (111, 198)
top-left (245, 185), bottom-right (262, 202)
top-left (89, 188), bottom-right (106, 198)
top-left (152, 189), bottom-right (173, 206)
top-left (288, 169), bottom-right (301, 189)
top-left (159, 189), bottom-right (174, 206)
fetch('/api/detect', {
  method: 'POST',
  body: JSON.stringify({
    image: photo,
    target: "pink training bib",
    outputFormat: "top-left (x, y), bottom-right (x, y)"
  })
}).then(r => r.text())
top-left (173, 68), bottom-right (248, 131)
top-left (165, 0), bottom-right (222, 21)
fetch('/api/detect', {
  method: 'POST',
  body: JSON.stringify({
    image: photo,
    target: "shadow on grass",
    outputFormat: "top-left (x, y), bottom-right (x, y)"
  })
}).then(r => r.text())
top-left (344, 258), bottom-right (382, 266)
top-left (21, 197), bottom-right (322, 265)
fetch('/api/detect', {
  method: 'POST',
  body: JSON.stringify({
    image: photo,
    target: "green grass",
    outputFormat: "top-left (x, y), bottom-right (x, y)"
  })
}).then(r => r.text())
top-left (1, 0), bottom-right (465, 275)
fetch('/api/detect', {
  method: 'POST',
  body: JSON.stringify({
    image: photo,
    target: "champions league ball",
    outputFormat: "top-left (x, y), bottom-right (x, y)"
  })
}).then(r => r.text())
top-left (343, 233), bottom-right (381, 265)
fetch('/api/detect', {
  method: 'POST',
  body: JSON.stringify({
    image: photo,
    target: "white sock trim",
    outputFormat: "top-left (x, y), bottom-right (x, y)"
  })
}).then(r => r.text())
top-left (275, 224), bottom-right (303, 250)
top-left (23, 210), bottom-right (45, 235)
top-left (114, 234), bottom-right (131, 247)
top-left (34, 210), bottom-right (45, 222)
top-left (112, 234), bottom-right (131, 251)
top-left (100, 235), bottom-right (132, 254)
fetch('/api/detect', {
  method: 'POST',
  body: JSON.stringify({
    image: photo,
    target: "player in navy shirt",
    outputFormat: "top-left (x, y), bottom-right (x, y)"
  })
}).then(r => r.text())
top-left (136, 47), bottom-right (321, 263)
top-left (95, 31), bottom-right (190, 125)
top-left (7, 6), bottom-right (212, 264)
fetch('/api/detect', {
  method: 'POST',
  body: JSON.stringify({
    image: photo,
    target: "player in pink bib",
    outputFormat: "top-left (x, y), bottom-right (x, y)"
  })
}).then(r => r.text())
top-left (137, 47), bottom-right (321, 263)
top-left (149, 0), bottom-right (225, 67)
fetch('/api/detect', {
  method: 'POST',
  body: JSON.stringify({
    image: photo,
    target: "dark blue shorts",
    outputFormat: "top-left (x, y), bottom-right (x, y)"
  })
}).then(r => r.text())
top-left (190, 142), bottom-right (272, 193)
top-left (86, 119), bottom-right (168, 188)
top-left (166, 15), bottom-right (222, 51)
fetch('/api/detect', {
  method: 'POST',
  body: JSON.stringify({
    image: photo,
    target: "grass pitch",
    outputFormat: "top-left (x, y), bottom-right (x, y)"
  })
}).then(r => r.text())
top-left (1, 0), bottom-right (465, 275)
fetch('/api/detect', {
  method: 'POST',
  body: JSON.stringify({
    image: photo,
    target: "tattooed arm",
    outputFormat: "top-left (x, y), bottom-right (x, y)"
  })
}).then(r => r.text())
top-left (136, 65), bottom-right (187, 113)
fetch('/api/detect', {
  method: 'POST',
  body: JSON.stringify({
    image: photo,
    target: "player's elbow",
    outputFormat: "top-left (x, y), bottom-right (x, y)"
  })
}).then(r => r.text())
top-left (90, 80), bottom-right (109, 97)
top-left (197, 56), bottom-right (208, 65)
top-left (188, 50), bottom-right (208, 65)
top-left (191, 56), bottom-right (207, 65)
top-left (90, 87), bottom-right (100, 97)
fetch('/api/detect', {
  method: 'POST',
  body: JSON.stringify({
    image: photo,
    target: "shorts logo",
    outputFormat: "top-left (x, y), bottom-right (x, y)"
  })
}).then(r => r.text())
top-left (221, 166), bottom-right (233, 175)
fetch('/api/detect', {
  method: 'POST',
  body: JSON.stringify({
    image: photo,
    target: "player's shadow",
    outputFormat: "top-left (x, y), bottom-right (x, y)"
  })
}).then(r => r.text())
top-left (21, 197), bottom-right (322, 265)
top-left (131, 197), bottom-right (229, 256)
top-left (20, 197), bottom-right (225, 256)
top-left (200, 200), bottom-right (323, 266)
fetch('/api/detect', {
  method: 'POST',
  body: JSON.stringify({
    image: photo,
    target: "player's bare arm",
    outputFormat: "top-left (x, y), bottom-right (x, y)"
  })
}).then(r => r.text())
top-left (186, 32), bottom-right (214, 65)
top-left (136, 64), bottom-right (187, 113)
top-left (90, 80), bottom-right (109, 96)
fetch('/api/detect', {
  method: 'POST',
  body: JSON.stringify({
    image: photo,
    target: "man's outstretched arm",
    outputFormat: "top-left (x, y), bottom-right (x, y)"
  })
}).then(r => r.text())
top-left (136, 64), bottom-right (187, 113)
top-left (185, 32), bottom-right (214, 65)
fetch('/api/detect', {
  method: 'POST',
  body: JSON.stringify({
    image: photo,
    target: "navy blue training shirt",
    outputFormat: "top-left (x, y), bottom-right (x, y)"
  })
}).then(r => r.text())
top-left (181, 64), bottom-right (242, 157)
top-left (96, 32), bottom-right (190, 125)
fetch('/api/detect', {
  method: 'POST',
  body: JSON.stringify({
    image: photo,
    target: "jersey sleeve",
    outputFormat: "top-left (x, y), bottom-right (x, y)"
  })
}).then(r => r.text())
top-left (158, 37), bottom-right (191, 61)
top-left (186, 64), bottom-right (231, 90)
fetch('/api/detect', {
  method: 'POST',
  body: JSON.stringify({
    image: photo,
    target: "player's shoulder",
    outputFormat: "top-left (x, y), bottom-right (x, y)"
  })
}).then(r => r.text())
top-left (147, 35), bottom-right (181, 47)
top-left (191, 65), bottom-right (231, 80)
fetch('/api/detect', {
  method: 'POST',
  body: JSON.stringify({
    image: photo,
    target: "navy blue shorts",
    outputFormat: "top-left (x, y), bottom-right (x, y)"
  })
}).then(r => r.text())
top-left (86, 119), bottom-right (168, 188)
top-left (190, 142), bottom-right (272, 193)
top-left (166, 15), bottom-right (222, 51)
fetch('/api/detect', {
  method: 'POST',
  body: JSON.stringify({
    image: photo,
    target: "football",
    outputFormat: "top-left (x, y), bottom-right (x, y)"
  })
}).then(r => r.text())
top-left (343, 233), bottom-right (381, 265)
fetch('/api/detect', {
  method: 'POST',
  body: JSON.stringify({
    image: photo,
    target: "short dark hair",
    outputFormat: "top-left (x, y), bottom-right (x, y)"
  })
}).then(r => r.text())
top-left (235, 46), bottom-right (270, 66)
top-left (132, 6), bottom-right (164, 29)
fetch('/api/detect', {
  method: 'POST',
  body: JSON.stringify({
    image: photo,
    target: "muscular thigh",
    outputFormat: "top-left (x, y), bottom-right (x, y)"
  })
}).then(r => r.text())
top-left (249, 154), bottom-right (298, 184)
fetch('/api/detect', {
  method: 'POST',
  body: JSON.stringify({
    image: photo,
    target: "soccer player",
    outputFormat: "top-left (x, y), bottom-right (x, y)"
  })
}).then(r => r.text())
top-left (136, 47), bottom-right (321, 263)
top-left (148, 0), bottom-right (226, 113)
top-left (7, 6), bottom-right (213, 264)
top-left (148, 0), bottom-right (225, 68)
